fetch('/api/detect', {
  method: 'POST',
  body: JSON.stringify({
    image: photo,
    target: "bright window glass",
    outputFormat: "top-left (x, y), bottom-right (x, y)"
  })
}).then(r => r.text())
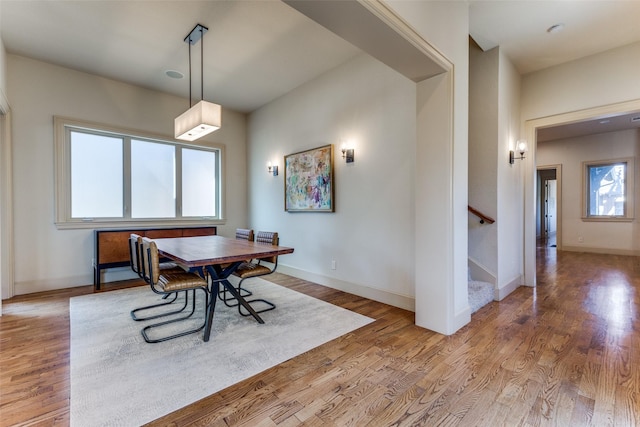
top-left (182, 148), bottom-right (217, 217)
top-left (70, 131), bottom-right (123, 218)
top-left (587, 163), bottom-right (626, 217)
top-left (55, 117), bottom-right (222, 228)
top-left (131, 139), bottom-right (176, 218)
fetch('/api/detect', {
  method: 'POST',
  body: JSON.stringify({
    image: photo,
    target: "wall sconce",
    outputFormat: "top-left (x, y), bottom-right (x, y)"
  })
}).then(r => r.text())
top-left (509, 140), bottom-right (527, 164)
top-left (341, 143), bottom-right (354, 163)
top-left (267, 161), bottom-right (278, 176)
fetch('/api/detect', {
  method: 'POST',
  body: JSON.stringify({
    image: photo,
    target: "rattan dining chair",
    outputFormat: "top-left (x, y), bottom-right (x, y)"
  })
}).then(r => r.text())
top-left (138, 237), bottom-right (210, 343)
top-left (230, 231), bottom-right (279, 316)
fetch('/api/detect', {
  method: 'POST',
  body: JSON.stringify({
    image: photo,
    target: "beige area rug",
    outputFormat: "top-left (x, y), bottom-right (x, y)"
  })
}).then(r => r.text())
top-left (70, 277), bottom-right (373, 427)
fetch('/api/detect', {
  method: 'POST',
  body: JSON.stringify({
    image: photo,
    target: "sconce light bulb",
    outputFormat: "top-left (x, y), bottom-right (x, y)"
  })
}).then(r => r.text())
top-left (517, 140), bottom-right (527, 154)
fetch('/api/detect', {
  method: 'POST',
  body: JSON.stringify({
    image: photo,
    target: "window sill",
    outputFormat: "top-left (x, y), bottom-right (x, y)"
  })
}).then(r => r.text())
top-left (55, 218), bottom-right (226, 230)
top-left (581, 216), bottom-right (634, 223)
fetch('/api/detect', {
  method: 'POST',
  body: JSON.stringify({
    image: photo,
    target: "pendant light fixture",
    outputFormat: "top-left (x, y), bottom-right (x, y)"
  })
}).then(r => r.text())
top-left (175, 24), bottom-right (221, 142)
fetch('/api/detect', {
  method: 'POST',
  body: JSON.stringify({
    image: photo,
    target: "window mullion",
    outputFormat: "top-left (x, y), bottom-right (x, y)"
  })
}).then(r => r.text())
top-left (176, 146), bottom-right (182, 218)
top-left (123, 137), bottom-right (132, 219)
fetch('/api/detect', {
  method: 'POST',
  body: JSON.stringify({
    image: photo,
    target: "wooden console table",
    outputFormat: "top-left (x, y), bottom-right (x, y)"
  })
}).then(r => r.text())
top-left (93, 226), bottom-right (216, 290)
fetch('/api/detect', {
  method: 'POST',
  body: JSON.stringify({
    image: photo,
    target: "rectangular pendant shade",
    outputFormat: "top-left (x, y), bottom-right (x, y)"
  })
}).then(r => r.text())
top-left (174, 100), bottom-right (222, 141)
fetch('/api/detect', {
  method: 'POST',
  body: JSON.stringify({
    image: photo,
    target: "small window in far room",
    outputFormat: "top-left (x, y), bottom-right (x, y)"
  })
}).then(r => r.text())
top-left (583, 158), bottom-right (635, 221)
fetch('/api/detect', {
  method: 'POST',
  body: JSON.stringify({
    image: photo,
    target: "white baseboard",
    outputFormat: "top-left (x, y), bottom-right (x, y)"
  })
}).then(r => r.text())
top-left (562, 246), bottom-right (640, 256)
top-left (14, 274), bottom-right (92, 296)
top-left (496, 275), bottom-right (521, 301)
top-left (453, 306), bottom-right (471, 333)
top-left (13, 264), bottom-right (419, 315)
top-left (12, 267), bottom-right (139, 296)
top-left (278, 264), bottom-right (415, 312)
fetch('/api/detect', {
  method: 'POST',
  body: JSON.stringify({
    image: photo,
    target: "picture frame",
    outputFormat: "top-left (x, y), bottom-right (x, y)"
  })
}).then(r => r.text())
top-left (284, 144), bottom-right (334, 212)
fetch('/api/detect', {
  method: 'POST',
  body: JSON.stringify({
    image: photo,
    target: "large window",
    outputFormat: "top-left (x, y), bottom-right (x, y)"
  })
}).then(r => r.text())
top-left (55, 117), bottom-right (223, 228)
top-left (583, 158), bottom-right (634, 221)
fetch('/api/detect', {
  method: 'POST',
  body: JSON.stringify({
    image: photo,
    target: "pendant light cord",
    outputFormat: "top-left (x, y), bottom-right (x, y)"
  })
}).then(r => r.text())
top-left (200, 26), bottom-right (204, 102)
top-left (185, 25), bottom-right (206, 109)
top-left (188, 36), bottom-right (192, 108)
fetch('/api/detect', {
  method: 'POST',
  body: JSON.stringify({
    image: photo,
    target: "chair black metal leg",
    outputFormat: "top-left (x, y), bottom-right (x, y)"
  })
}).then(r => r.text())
top-left (131, 292), bottom-right (188, 321)
top-left (140, 289), bottom-right (208, 343)
top-left (235, 278), bottom-right (276, 317)
top-left (238, 298), bottom-right (276, 316)
top-left (218, 285), bottom-right (252, 307)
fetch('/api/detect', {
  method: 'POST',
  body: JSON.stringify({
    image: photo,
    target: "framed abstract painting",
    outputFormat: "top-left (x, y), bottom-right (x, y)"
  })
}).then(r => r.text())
top-left (284, 144), bottom-right (334, 212)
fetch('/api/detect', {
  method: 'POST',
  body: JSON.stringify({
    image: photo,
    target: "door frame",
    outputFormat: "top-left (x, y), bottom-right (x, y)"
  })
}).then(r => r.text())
top-left (524, 98), bottom-right (640, 287)
top-left (537, 164), bottom-right (562, 249)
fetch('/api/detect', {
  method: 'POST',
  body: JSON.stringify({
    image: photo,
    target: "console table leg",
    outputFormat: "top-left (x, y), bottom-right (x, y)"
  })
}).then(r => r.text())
top-left (94, 267), bottom-right (101, 291)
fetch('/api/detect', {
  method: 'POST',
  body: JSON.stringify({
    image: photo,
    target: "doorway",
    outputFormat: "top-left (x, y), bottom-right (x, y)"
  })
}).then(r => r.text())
top-left (524, 98), bottom-right (640, 287)
top-left (537, 166), bottom-right (560, 248)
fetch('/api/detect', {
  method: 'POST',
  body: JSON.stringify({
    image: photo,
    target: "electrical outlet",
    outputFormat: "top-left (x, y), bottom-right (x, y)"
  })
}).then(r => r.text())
top-left (578, 236), bottom-right (584, 243)
top-left (331, 260), bottom-right (336, 270)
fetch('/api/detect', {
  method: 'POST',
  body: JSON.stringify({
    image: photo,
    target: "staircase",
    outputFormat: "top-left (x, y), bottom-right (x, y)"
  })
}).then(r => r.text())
top-left (467, 205), bottom-right (496, 313)
top-left (468, 280), bottom-right (494, 313)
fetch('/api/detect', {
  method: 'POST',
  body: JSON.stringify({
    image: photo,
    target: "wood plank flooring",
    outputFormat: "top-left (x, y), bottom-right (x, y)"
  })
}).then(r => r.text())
top-left (1, 246), bottom-right (639, 426)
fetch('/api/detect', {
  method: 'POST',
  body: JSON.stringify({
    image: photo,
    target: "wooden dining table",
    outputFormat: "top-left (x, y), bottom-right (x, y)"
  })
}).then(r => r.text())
top-left (153, 235), bottom-right (294, 342)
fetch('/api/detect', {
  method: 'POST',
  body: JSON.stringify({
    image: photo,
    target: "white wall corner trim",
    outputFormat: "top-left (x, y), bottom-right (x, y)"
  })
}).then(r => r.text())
top-left (0, 110), bottom-right (14, 302)
top-left (0, 90), bottom-right (8, 114)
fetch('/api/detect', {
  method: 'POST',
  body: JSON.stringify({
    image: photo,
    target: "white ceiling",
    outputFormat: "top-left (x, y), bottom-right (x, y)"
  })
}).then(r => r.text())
top-left (469, 0), bottom-right (640, 75)
top-left (2, 0), bottom-right (640, 136)
top-left (536, 110), bottom-right (640, 143)
top-left (0, 0), bottom-right (361, 113)
top-left (469, 0), bottom-right (640, 141)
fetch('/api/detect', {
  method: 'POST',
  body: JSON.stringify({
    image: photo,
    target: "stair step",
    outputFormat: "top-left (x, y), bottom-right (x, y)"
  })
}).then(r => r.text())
top-left (469, 280), bottom-right (494, 313)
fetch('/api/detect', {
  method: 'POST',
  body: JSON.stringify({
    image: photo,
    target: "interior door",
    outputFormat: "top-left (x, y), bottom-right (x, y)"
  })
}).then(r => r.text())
top-left (545, 179), bottom-right (557, 236)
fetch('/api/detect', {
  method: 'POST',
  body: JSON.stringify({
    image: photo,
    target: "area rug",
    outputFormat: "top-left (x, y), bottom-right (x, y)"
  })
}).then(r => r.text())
top-left (70, 277), bottom-right (374, 427)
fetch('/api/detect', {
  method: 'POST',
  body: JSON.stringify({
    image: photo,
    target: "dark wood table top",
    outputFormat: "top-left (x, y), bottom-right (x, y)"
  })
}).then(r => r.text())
top-left (153, 235), bottom-right (294, 267)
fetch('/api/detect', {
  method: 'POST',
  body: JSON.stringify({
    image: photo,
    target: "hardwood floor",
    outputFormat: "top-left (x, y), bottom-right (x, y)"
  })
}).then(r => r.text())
top-left (1, 246), bottom-right (639, 426)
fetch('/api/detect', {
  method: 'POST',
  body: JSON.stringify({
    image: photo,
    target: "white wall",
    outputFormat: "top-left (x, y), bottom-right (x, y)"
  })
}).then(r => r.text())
top-left (522, 42), bottom-right (640, 121)
top-left (248, 54), bottom-right (416, 309)
top-left (247, 1), bottom-right (472, 334)
top-left (0, 36), bottom-right (7, 112)
top-left (468, 42), bottom-right (498, 278)
top-left (387, 0), bottom-right (470, 331)
top-left (468, 42), bottom-right (523, 299)
top-left (496, 48), bottom-right (523, 297)
top-left (537, 129), bottom-right (640, 254)
top-left (6, 55), bottom-right (248, 295)
top-left (0, 23), bottom-right (7, 308)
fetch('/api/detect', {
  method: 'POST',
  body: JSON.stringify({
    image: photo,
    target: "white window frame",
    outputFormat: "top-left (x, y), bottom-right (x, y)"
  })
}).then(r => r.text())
top-left (54, 116), bottom-right (226, 229)
top-left (582, 157), bottom-right (635, 222)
